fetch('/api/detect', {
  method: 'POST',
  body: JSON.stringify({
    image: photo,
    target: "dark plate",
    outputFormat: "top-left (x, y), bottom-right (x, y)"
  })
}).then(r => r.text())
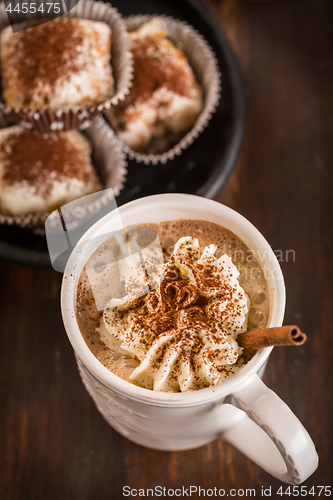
top-left (0, 0), bottom-right (245, 268)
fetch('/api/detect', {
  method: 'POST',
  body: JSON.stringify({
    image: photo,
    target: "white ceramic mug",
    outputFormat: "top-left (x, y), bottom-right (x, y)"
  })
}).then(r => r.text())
top-left (61, 194), bottom-right (318, 484)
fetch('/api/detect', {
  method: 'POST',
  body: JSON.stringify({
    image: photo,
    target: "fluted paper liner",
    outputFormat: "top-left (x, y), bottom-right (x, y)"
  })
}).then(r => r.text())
top-left (105, 14), bottom-right (221, 165)
top-left (0, 115), bottom-right (127, 232)
top-left (0, 0), bottom-right (133, 133)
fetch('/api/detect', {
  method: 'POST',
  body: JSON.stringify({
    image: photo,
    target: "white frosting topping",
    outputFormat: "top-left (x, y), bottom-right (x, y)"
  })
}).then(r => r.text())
top-left (100, 237), bottom-right (249, 392)
top-left (0, 127), bottom-right (101, 215)
top-left (1, 18), bottom-right (113, 111)
top-left (109, 19), bottom-right (202, 151)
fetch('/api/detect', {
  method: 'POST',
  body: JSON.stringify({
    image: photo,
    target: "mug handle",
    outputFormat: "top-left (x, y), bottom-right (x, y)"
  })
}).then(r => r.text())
top-left (222, 374), bottom-right (318, 484)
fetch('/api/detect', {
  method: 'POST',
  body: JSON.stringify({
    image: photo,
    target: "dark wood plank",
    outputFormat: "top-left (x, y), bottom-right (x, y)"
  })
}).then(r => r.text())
top-left (213, 0), bottom-right (333, 488)
top-left (0, 0), bottom-right (332, 498)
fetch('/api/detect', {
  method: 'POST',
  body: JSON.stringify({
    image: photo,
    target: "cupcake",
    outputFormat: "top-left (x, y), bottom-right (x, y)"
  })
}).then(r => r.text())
top-left (108, 18), bottom-right (203, 152)
top-left (105, 15), bottom-right (220, 164)
top-left (1, 18), bottom-right (114, 112)
top-left (0, 116), bottom-right (127, 230)
top-left (0, 0), bottom-right (132, 132)
top-left (0, 126), bottom-right (102, 215)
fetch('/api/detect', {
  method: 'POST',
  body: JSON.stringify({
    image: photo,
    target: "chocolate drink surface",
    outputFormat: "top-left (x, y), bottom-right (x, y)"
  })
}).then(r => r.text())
top-left (76, 220), bottom-right (269, 392)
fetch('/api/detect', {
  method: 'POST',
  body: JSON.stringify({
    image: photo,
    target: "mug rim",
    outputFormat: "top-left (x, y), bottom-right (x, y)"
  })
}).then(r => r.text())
top-left (61, 193), bottom-right (285, 407)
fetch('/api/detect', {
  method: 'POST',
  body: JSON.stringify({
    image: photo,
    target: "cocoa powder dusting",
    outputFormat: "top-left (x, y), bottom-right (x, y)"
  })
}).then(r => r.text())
top-left (1, 129), bottom-right (91, 198)
top-left (6, 18), bottom-right (84, 106)
top-left (117, 36), bottom-right (195, 109)
top-left (115, 258), bottom-right (231, 349)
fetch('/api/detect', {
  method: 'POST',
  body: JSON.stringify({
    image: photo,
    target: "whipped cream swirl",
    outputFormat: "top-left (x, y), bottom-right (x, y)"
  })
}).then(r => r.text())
top-left (100, 237), bottom-right (249, 392)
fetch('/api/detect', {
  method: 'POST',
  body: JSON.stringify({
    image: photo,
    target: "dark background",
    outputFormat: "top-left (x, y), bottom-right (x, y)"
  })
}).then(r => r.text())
top-left (1, 0), bottom-right (332, 498)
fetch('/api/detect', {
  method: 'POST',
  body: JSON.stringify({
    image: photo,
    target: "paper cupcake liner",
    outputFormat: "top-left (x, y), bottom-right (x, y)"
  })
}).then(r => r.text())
top-left (0, 0), bottom-right (133, 133)
top-left (0, 115), bottom-right (127, 232)
top-left (105, 14), bottom-right (221, 165)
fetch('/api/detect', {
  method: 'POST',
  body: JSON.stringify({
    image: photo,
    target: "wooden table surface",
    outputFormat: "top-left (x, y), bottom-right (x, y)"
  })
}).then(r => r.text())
top-left (1, 0), bottom-right (332, 498)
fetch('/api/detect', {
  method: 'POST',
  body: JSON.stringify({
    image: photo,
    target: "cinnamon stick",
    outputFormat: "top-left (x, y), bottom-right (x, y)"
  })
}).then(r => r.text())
top-left (237, 325), bottom-right (307, 350)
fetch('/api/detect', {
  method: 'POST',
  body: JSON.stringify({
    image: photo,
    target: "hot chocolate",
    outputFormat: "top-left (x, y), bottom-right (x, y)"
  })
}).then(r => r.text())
top-left (76, 220), bottom-right (269, 392)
